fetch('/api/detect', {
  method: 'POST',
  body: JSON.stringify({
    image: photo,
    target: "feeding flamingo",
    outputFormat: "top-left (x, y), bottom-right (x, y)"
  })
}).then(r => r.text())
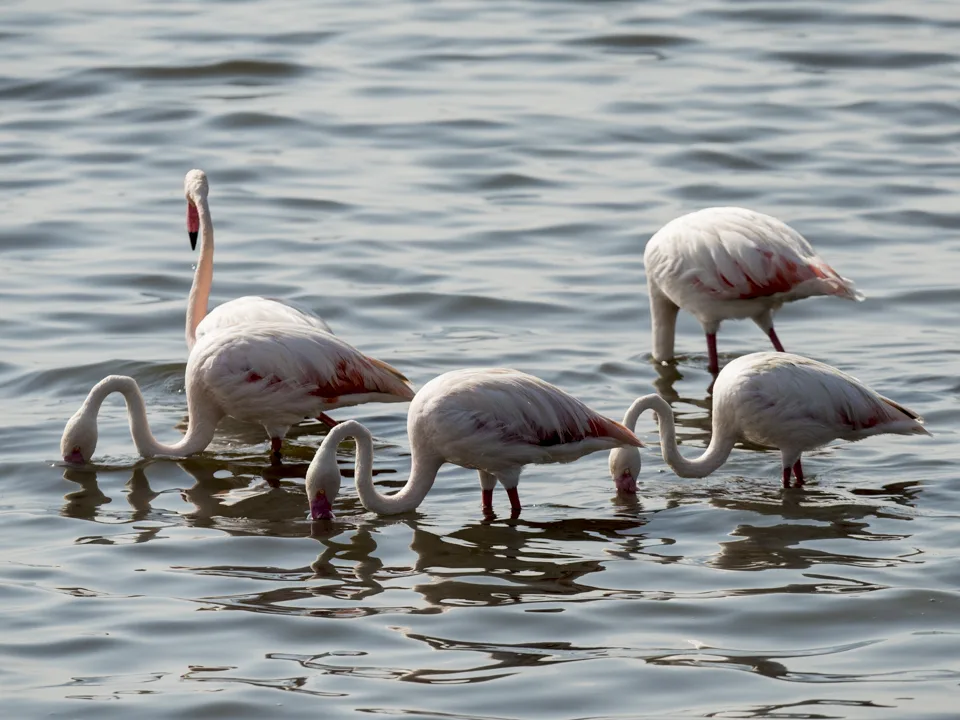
top-left (609, 352), bottom-right (929, 490)
top-left (304, 368), bottom-right (643, 519)
top-left (644, 207), bottom-right (863, 374)
top-left (61, 324), bottom-right (416, 466)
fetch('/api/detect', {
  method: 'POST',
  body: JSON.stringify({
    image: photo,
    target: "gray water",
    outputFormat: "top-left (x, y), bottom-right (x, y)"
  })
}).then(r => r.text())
top-left (2, 1), bottom-right (959, 717)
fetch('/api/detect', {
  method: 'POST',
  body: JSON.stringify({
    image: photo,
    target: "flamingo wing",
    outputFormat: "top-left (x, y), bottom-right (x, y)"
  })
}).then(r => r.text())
top-left (421, 368), bottom-right (641, 470)
top-left (645, 207), bottom-right (862, 304)
top-left (189, 324), bottom-right (415, 429)
top-left (196, 296), bottom-right (332, 343)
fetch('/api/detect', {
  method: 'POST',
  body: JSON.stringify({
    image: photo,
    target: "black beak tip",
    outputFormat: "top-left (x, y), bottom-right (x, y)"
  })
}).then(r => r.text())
top-left (189, 231), bottom-right (198, 250)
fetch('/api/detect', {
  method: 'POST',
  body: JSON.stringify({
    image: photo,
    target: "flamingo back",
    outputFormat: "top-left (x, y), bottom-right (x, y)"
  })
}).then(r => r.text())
top-left (196, 296), bottom-right (333, 343)
top-left (411, 368), bottom-right (641, 472)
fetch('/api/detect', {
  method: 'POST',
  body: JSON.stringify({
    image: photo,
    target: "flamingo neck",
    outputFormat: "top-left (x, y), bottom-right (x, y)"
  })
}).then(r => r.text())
top-left (649, 283), bottom-right (679, 363)
top-left (623, 394), bottom-right (734, 479)
top-left (87, 375), bottom-right (220, 458)
top-left (186, 196), bottom-right (214, 350)
top-left (319, 420), bottom-right (443, 515)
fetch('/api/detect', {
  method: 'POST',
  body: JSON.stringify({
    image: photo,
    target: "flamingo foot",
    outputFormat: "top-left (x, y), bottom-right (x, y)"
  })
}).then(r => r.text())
top-left (706, 333), bottom-right (719, 375)
top-left (316, 412), bottom-right (339, 429)
top-left (768, 328), bottom-right (786, 353)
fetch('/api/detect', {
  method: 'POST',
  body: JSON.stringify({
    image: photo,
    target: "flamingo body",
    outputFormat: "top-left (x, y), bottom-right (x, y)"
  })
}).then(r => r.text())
top-left (190, 324), bottom-right (415, 437)
top-left (306, 368), bottom-right (642, 519)
top-left (644, 207), bottom-right (863, 373)
top-left (609, 352), bottom-right (929, 489)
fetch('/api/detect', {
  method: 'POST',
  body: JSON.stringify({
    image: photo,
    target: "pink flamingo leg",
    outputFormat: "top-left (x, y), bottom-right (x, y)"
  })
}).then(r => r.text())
top-left (792, 459), bottom-right (804, 486)
top-left (316, 412), bottom-right (339, 429)
top-left (270, 436), bottom-right (283, 465)
top-left (706, 333), bottom-right (719, 375)
top-left (482, 488), bottom-right (494, 515)
top-left (768, 328), bottom-right (786, 352)
top-left (781, 465), bottom-right (791, 488)
top-left (506, 487), bottom-right (521, 518)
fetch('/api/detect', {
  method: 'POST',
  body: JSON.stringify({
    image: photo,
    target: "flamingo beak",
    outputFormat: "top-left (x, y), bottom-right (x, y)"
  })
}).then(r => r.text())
top-left (615, 471), bottom-right (638, 495)
top-left (187, 202), bottom-right (199, 250)
top-left (310, 490), bottom-right (334, 520)
top-left (64, 446), bottom-right (85, 465)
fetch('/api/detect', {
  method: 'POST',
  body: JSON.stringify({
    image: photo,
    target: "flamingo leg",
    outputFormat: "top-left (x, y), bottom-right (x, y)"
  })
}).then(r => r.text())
top-left (792, 459), bottom-right (804, 486)
top-left (706, 333), bottom-right (719, 375)
top-left (481, 488), bottom-right (495, 518)
top-left (269, 436), bottom-right (284, 465)
top-left (768, 328), bottom-right (786, 352)
top-left (316, 412), bottom-right (339, 429)
top-left (781, 465), bottom-right (791, 488)
top-left (506, 487), bottom-right (521, 518)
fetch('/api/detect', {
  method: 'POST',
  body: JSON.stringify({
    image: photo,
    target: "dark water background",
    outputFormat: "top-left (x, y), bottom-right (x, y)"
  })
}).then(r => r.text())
top-left (2, 1), bottom-right (958, 717)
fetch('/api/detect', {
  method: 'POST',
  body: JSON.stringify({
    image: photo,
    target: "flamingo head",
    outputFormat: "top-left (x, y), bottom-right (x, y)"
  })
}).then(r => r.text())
top-left (608, 446), bottom-right (641, 495)
top-left (305, 443), bottom-right (341, 520)
top-left (184, 169), bottom-right (208, 250)
top-left (60, 408), bottom-right (98, 465)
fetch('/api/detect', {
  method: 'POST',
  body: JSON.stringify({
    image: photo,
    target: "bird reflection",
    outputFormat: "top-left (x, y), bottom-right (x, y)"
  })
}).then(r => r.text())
top-left (61, 466), bottom-right (111, 521)
top-left (60, 466), bottom-right (165, 544)
top-left (706, 481), bottom-right (921, 573)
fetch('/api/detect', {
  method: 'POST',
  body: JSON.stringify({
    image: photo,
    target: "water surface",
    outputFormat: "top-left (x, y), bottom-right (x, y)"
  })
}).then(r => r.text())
top-left (1, 0), bottom-right (959, 718)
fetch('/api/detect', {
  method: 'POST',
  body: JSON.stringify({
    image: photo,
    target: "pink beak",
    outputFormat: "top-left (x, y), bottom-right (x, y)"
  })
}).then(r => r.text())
top-left (64, 448), bottom-right (85, 465)
top-left (187, 203), bottom-right (200, 250)
top-left (310, 492), bottom-right (334, 520)
top-left (614, 472), bottom-right (637, 495)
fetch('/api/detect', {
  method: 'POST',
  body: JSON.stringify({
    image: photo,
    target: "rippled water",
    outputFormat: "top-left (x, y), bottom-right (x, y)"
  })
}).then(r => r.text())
top-left (2, 0), bottom-right (959, 717)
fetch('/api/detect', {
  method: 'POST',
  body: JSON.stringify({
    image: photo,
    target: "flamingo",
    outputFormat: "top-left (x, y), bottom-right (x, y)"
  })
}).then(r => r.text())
top-left (183, 168), bottom-right (350, 427)
top-left (303, 368), bottom-right (643, 519)
top-left (608, 352), bottom-right (929, 490)
top-left (644, 207), bottom-right (863, 374)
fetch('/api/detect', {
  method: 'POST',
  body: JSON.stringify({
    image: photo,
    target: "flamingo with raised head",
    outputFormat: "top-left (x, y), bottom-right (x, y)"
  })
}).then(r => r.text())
top-left (61, 325), bottom-right (416, 466)
top-left (609, 352), bottom-right (929, 490)
top-left (644, 207), bottom-right (863, 374)
top-left (183, 168), bottom-right (346, 427)
top-left (304, 368), bottom-right (643, 519)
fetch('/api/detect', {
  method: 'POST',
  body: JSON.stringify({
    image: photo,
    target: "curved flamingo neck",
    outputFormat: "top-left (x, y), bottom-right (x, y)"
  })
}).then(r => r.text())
top-left (623, 394), bottom-right (735, 478)
top-left (648, 283), bottom-right (679, 363)
top-left (85, 375), bottom-right (220, 458)
top-left (186, 196), bottom-right (214, 350)
top-left (315, 420), bottom-right (443, 515)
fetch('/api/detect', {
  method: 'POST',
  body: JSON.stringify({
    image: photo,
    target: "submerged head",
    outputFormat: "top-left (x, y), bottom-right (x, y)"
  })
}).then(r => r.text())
top-left (61, 408), bottom-right (98, 465)
top-left (305, 441), bottom-right (343, 520)
top-left (609, 446), bottom-right (642, 494)
top-left (184, 169), bottom-right (209, 250)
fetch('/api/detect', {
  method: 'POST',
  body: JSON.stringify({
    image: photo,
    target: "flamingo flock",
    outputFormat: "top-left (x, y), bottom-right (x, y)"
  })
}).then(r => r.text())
top-left (61, 170), bottom-right (930, 520)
